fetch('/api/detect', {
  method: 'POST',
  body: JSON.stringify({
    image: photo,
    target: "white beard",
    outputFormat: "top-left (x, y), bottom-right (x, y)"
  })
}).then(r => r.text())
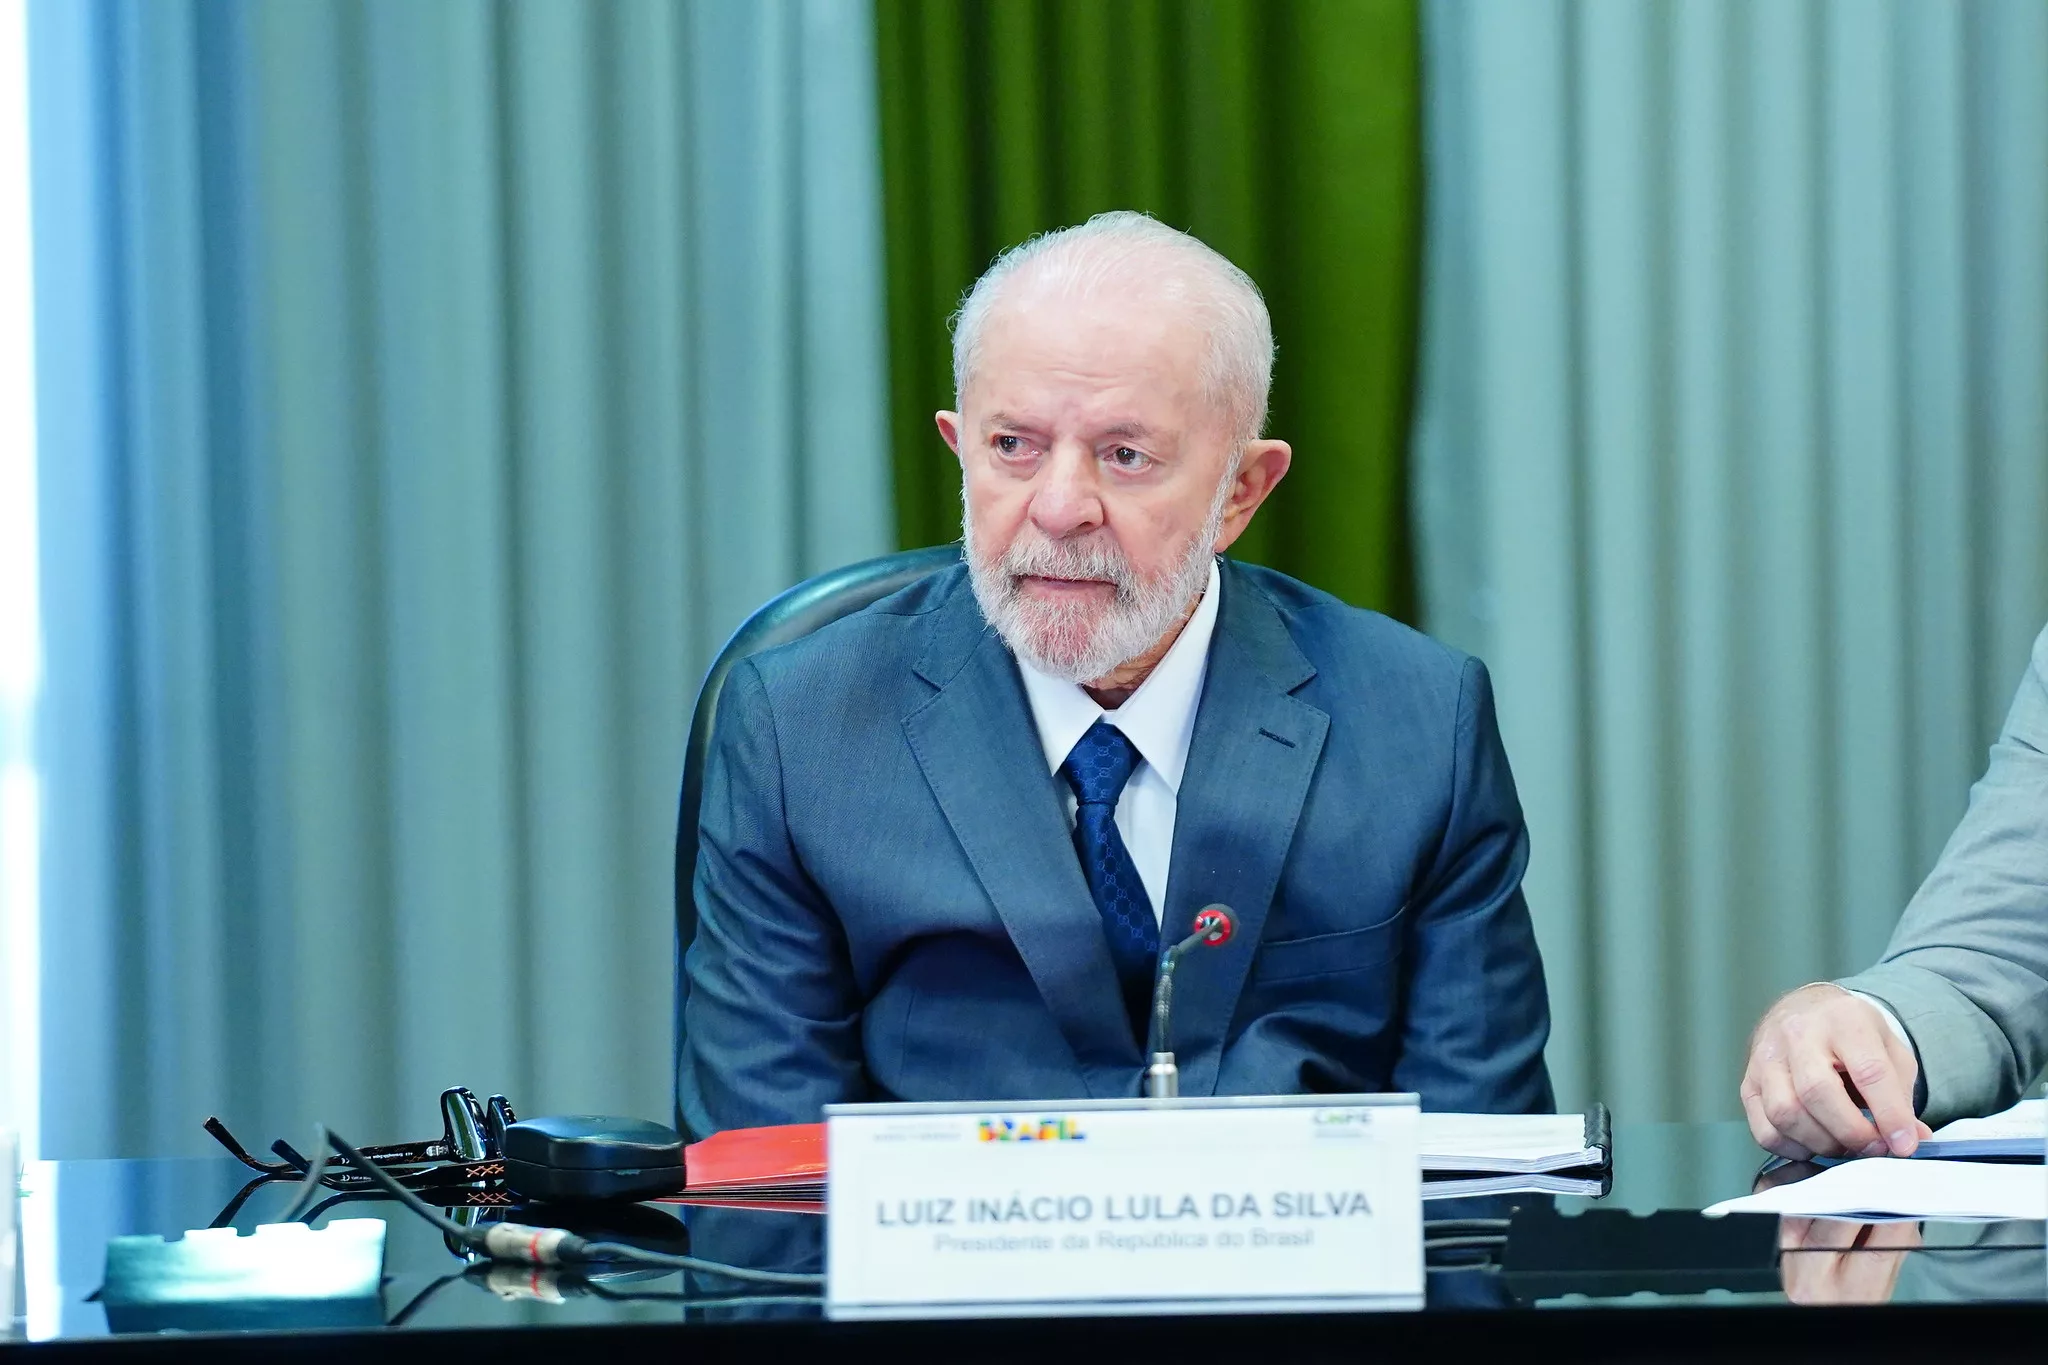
top-left (964, 474), bottom-right (1230, 685)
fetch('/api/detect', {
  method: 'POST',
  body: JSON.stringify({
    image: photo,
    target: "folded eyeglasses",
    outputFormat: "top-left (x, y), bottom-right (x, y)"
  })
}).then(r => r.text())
top-left (204, 1086), bottom-right (518, 1221)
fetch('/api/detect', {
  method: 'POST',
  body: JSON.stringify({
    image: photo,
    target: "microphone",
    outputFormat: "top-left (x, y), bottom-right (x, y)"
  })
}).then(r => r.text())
top-left (1143, 905), bottom-right (1235, 1099)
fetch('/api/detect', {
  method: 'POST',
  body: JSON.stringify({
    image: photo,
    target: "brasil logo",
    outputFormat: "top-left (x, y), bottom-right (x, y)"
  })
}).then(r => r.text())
top-left (976, 1116), bottom-right (1086, 1143)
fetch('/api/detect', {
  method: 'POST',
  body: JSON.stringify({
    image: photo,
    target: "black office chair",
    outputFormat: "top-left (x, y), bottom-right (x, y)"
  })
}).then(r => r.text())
top-left (671, 544), bottom-right (962, 1049)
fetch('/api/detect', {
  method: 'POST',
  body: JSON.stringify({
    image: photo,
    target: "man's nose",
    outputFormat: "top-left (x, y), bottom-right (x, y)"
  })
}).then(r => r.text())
top-left (1027, 444), bottom-right (1103, 540)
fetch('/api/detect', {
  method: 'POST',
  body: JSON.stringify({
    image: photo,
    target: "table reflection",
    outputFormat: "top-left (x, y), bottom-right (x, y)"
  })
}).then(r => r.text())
top-left (1780, 1219), bottom-right (1921, 1305)
top-left (19, 1123), bottom-right (2048, 1342)
top-left (1753, 1150), bottom-right (2046, 1308)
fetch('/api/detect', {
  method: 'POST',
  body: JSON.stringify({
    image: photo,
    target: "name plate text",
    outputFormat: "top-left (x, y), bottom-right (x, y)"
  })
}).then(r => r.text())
top-left (824, 1094), bottom-right (1422, 1315)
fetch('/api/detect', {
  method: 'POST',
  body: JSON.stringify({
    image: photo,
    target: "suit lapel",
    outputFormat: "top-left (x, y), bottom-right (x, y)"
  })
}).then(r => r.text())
top-left (1162, 561), bottom-right (1329, 1096)
top-left (902, 577), bottom-right (1141, 1087)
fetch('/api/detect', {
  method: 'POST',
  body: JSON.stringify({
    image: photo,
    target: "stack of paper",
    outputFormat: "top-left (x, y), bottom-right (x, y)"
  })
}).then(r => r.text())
top-left (1914, 1098), bottom-right (2045, 1160)
top-left (1704, 1158), bottom-right (2048, 1222)
top-left (1703, 1098), bottom-right (2048, 1222)
top-left (1420, 1111), bottom-right (1605, 1172)
top-left (1420, 1108), bottom-right (1609, 1199)
top-left (1423, 1171), bottom-right (1606, 1200)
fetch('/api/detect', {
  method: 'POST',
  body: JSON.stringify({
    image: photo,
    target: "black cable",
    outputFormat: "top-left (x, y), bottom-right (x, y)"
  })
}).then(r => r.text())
top-left (324, 1128), bottom-right (480, 1241)
top-left (580, 1280), bottom-right (824, 1308)
top-left (1422, 1218), bottom-right (1512, 1233)
top-left (1422, 1234), bottom-right (1508, 1252)
top-left (570, 1241), bottom-right (826, 1286)
top-left (385, 1270), bottom-right (471, 1328)
top-left (279, 1130), bottom-right (335, 1223)
top-left (321, 1127), bottom-right (825, 1288)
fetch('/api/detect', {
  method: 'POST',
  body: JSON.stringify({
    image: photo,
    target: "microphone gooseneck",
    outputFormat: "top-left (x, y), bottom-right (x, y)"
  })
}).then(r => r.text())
top-left (1143, 905), bottom-right (1235, 1098)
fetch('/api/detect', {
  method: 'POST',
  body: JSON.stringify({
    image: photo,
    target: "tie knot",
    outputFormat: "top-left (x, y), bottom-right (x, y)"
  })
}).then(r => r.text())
top-left (1061, 721), bottom-right (1142, 806)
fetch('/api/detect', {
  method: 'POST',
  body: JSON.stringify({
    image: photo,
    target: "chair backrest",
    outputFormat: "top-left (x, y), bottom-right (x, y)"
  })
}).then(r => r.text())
top-left (672, 543), bottom-right (962, 976)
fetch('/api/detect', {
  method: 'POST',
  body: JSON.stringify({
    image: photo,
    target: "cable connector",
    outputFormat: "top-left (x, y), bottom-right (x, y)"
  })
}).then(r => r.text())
top-left (480, 1222), bottom-right (584, 1266)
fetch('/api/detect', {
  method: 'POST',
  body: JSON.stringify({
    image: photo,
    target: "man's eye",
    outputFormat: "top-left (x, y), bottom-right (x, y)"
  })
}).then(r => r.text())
top-left (1108, 446), bottom-right (1150, 469)
top-left (995, 435), bottom-right (1025, 456)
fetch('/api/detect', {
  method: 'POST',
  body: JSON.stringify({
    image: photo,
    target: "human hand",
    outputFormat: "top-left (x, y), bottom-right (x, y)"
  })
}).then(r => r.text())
top-left (1750, 1157), bottom-right (1828, 1196)
top-left (1779, 1217), bottom-right (1921, 1305)
top-left (1740, 983), bottom-right (1932, 1161)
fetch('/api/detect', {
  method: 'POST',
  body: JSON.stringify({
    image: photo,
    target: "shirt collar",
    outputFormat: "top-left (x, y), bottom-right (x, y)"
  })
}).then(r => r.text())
top-left (1015, 558), bottom-right (1221, 794)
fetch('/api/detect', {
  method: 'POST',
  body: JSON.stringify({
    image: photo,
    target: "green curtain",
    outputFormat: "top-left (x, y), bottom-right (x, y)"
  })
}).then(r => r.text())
top-left (876, 0), bottom-right (1419, 618)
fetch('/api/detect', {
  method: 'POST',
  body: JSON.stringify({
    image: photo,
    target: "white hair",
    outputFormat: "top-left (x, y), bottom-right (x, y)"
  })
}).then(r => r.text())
top-left (949, 210), bottom-right (1276, 447)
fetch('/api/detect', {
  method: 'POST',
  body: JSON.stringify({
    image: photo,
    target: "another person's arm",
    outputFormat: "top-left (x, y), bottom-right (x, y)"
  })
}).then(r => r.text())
top-left (1741, 624), bottom-right (2048, 1156)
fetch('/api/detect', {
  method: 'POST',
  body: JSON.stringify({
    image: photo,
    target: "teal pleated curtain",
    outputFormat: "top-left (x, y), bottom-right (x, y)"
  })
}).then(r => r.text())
top-left (30, 0), bottom-right (892, 1158)
top-left (1416, 0), bottom-right (2048, 1147)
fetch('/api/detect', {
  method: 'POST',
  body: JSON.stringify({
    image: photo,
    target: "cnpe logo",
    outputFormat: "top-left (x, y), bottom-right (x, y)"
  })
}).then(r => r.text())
top-left (976, 1116), bottom-right (1087, 1143)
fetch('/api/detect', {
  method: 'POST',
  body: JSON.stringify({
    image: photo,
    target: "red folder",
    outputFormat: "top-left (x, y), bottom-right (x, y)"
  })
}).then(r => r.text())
top-left (658, 1122), bottom-right (827, 1211)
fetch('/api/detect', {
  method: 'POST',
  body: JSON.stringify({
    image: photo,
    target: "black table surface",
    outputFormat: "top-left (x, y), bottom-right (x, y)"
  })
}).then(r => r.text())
top-left (13, 1118), bottom-right (2047, 1361)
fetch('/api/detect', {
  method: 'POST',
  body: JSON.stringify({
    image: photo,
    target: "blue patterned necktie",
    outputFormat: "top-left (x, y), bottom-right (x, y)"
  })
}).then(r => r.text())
top-left (1060, 720), bottom-right (1161, 1039)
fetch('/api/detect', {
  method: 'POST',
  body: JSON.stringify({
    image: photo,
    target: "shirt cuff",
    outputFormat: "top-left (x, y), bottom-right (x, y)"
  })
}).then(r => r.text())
top-left (1846, 988), bottom-right (1912, 1048)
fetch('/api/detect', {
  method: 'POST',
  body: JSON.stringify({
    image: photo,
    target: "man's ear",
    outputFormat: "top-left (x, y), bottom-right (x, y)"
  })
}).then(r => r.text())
top-left (1212, 439), bottom-right (1292, 552)
top-left (935, 411), bottom-right (965, 464)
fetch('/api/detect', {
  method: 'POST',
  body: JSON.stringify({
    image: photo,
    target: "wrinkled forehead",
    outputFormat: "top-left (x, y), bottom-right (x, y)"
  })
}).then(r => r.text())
top-left (964, 278), bottom-right (1215, 426)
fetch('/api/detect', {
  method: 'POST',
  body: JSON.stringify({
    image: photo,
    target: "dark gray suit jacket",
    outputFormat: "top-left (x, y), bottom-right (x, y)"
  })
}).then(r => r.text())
top-left (677, 559), bottom-right (1554, 1135)
top-left (1841, 623), bottom-right (2048, 1126)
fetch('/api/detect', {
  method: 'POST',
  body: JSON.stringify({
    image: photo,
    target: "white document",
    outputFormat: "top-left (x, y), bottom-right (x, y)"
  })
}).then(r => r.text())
top-left (1418, 1112), bottom-right (1602, 1174)
top-left (1704, 1158), bottom-right (2048, 1222)
top-left (824, 1094), bottom-right (1423, 1316)
top-left (1916, 1098), bottom-right (2045, 1160)
top-left (1424, 1172), bottom-right (1605, 1200)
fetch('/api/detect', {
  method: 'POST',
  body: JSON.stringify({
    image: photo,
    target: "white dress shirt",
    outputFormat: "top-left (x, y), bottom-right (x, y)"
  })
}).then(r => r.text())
top-left (1845, 989), bottom-right (1913, 1048)
top-left (1015, 559), bottom-right (1222, 925)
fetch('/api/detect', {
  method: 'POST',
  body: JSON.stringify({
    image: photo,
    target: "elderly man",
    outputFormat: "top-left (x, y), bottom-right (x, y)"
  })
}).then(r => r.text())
top-left (677, 212), bottom-right (1553, 1135)
top-left (1741, 622), bottom-right (2048, 1161)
